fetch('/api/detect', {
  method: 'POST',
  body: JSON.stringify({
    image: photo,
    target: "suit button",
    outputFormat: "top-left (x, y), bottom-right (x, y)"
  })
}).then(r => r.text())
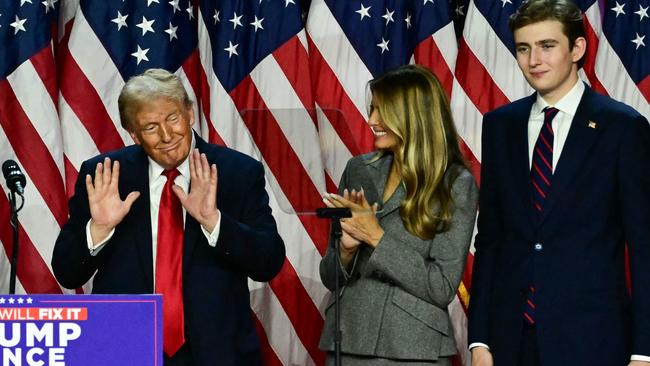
top-left (534, 243), bottom-right (543, 251)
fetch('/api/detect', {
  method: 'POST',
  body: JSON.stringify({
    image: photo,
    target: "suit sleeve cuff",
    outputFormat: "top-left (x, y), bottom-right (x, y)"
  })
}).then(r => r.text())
top-left (200, 210), bottom-right (222, 247)
top-left (86, 220), bottom-right (114, 256)
top-left (469, 343), bottom-right (490, 351)
top-left (631, 355), bottom-right (650, 362)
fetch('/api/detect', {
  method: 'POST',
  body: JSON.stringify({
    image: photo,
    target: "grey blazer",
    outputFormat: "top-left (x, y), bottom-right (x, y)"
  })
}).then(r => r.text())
top-left (319, 152), bottom-right (479, 362)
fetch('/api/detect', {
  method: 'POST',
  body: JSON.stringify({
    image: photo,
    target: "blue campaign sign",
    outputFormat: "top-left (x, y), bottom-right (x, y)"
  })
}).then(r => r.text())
top-left (0, 294), bottom-right (162, 366)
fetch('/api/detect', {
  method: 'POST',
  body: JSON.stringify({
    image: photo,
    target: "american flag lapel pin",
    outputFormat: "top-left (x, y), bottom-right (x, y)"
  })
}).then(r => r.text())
top-left (588, 121), bottom-right (597, 129)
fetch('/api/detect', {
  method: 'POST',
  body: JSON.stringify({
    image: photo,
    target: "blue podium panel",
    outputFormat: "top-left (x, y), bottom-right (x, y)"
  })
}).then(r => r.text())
top-left (0, 294), bottom-right (162, 366)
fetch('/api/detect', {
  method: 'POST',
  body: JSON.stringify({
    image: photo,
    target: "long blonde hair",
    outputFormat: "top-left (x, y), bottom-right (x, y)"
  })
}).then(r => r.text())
top-left (369, 65), bottom-right (464, 240)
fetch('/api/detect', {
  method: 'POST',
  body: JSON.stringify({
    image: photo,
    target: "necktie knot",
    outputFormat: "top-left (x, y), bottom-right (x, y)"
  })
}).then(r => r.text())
top-left (543, 107), bottom-right (559, 125)
top-left (162, 169), bottom-right (180, 182)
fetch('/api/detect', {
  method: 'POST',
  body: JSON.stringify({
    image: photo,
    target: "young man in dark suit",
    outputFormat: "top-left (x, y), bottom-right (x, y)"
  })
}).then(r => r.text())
top-left (53, 69), bottom-right (285, 366)
top-left (468, 1), bottom-right (650, 365)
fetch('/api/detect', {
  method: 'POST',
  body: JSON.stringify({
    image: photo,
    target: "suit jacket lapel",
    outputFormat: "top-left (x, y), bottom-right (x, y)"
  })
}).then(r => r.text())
top-left (378, 184), bottom-right (405, 219)
top-left (124, 147), bottom-right (155, 290)
top-left (364, 154), bottom-right (405, 219)
top-left (509, 95), bottom-right (537, 226)
top-left (539, 87), bottom-right (603, 225)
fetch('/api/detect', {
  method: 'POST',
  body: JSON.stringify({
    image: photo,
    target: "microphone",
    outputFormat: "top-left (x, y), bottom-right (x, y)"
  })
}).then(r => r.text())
top-left (2, 160), bottom-right (27, 195)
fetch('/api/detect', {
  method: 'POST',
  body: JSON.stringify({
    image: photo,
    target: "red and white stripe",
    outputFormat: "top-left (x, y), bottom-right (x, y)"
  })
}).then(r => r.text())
top-left (197, 8), bottom-right (331, 365)
top-left (0, 36), bottom-right (65, 294)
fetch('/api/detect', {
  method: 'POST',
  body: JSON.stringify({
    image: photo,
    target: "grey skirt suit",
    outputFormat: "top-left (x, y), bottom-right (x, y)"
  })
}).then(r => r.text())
top-left (319, 153), bottom-right (479, 364)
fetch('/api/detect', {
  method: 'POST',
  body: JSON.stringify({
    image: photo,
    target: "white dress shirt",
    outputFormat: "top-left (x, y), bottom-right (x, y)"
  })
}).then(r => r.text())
top-left (527, 80), bottom-right (584, 171)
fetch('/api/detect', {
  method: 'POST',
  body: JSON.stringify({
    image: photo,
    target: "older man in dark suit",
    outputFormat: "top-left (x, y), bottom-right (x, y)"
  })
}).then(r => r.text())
top-left (468, 1), bottom-right (650, 366)
top-left (52, 68), bottom-right (285, 366)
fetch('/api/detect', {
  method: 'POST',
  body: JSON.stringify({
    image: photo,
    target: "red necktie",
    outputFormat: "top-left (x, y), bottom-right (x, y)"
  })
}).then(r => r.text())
top-left (156, 169), bottom-right (185, 356)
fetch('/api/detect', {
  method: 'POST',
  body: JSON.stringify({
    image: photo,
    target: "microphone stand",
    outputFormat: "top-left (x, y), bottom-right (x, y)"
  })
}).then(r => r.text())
top-left (8, 190), bottom-right (24, 294)
top-left (316, 207), bottom-right (351, 366)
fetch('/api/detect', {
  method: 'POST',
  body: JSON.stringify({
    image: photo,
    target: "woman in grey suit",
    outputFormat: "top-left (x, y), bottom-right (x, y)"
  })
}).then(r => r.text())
top-left (319, 65), bottom-right (479, 365)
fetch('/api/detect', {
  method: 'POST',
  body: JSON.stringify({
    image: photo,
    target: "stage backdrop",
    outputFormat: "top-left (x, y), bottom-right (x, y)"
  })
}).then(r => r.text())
top-left (0, 0), bottom-right (647, 365)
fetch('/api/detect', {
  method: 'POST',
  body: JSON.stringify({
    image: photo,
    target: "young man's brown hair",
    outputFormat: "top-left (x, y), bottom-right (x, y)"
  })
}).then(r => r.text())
top-left (508, 0), bottom-right (586, 68)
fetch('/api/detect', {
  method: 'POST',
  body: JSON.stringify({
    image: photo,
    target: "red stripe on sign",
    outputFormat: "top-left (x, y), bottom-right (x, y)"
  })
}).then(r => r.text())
top-left (0, 80), bottom-right (67, 226)
top-left (230, 76), bottom-right (329, 253)
top-left (273, 36), bottom-right (318, 125)
top-left (58, 25), bottom-right (125, 153)
top-left (269, 260), bottom-right (325, 366)
top-left (30, 46), bottom-right (58, 108)
top-left (581, 18), bottom-right (609, 97)
top-left (307, 35), bottom-right (374, 156)
top-left (414, 36), bottom-right (454, 100)
top-left (0, 194), bottom-right (62, 294)
top-left (455, 40), bottom-right (510, 115)
top-left (253, 313), bottom-right (284, 366)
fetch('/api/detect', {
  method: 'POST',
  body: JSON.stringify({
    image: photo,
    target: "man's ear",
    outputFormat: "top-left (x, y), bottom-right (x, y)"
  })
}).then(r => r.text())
top-left (572, 36), bottom-right (587, 64)
top-left (187, 106), bottom-right (195, 127)
top-left (128, 128), bottom-right (141, 145)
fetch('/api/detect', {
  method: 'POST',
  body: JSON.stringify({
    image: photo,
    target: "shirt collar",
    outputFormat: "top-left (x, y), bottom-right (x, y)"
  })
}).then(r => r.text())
top-left (147, 132), bottom-right (196, 181)
top-left (532, 80), bottom-right (585, 117)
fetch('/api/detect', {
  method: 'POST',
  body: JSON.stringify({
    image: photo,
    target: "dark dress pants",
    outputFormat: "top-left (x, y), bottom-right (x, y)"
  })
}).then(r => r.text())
top-left (518, 324), bottom-right (541, 366)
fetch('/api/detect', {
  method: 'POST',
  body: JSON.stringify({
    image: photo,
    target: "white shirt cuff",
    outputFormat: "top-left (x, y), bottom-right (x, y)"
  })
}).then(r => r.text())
top-left (86, 220), bottom-right (115, 256)
top-left (200, 210), bottom-right (221, 247)
top-left (631, 355), bottom-right (650, 362)
top-left (469, 342), bottom-right (490, 351)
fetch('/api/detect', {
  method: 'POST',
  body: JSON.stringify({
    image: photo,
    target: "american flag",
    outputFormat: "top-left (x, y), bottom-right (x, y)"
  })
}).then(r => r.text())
top-left (1, 0), bottom-right (66, 295)
top-left (1, 1), bottom-right (647, 366)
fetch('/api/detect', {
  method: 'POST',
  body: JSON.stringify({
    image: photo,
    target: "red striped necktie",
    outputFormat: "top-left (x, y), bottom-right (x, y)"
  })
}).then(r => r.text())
top-left (530, 107), bottom-right (558, 220)
top-left (156, 169), bottom-right (185, 356)
top-left (525, 106), bottom-right (559, 325)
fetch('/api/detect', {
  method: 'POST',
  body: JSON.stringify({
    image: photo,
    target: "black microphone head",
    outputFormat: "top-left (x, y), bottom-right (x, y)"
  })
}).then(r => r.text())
top-left (2, 159), bottom-right (26, 194)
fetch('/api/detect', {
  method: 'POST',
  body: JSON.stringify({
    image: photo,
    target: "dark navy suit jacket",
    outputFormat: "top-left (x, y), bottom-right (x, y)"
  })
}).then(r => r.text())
top-left (53, 134), bottom-right (285, 366)
top-left (468, 86), bottom-right (650, 366)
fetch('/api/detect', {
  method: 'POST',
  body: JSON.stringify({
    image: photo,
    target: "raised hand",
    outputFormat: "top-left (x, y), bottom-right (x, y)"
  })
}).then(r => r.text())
top-left (324, 189), bottom-right (384, 248)
top-left (323, 189), bottom-right (363, 265)
top-left (172, 149), bottom-right (219, 233)
top-left (86, 158), bottom-right (140, 244)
